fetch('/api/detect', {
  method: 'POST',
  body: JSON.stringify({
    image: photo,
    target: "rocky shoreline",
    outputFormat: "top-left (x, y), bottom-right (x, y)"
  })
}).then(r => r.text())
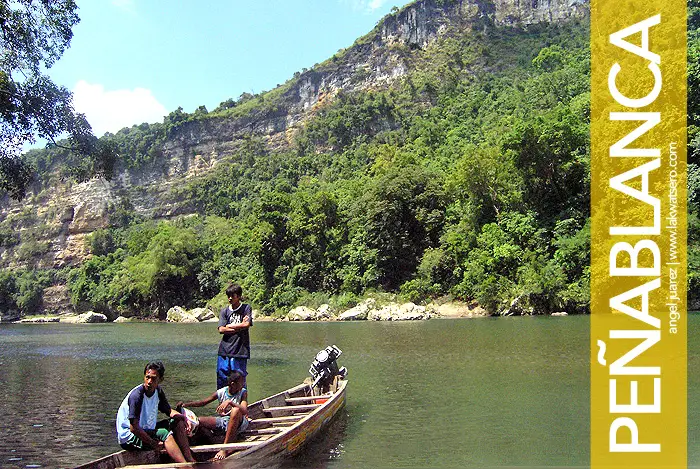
top-left (7, 300), bottom-right (573, 324)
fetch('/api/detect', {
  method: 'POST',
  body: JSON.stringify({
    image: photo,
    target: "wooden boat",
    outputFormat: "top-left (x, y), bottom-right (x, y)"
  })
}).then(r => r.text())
top-left (74, 376), bottom-right (348, 469)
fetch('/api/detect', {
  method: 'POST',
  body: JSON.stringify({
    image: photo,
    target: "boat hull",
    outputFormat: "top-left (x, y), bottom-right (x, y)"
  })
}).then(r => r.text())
top-left (73, 378), bottom-right (347, 469)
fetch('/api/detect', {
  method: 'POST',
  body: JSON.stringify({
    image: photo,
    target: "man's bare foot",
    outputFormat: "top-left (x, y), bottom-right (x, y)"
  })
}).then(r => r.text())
top-left (213, 449), bottom-right (230, 461)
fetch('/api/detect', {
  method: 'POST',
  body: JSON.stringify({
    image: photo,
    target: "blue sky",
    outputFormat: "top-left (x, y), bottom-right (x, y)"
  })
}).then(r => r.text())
top-left (47, 0), bottom-right (412, 137)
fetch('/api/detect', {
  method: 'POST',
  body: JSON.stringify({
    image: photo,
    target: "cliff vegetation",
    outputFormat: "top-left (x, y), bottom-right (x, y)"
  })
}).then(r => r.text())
top-left (1, 0), bottom-right (697, 319)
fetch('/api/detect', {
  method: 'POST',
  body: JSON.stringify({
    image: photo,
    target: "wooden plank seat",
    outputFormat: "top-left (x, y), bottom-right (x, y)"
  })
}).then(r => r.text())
top-left (251, 415), bottom-right (306, 425)
top-left (285, 395), bottom-right (331, 404)
top-left (264, 403), bottom-right (320, 414)
top-left (189, 441), bottom-right (259, 453)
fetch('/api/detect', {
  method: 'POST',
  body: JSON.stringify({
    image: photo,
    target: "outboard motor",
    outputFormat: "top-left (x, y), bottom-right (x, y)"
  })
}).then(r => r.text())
top-left (309, 345), bottom-right (347, 390)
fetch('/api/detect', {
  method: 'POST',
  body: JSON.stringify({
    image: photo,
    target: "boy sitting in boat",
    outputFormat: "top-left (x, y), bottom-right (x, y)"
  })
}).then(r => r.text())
top-left (177, 369), bottom-right (249, 461)
top-left (116, 361), bottom-right (195, 464)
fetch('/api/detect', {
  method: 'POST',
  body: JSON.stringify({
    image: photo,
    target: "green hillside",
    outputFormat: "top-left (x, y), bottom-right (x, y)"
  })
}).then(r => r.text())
top-left (2, 2), bottom-right (697, 319)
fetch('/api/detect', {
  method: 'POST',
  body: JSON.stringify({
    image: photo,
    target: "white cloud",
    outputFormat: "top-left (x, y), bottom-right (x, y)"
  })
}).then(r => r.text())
top-left (340, 0), bottom-right (395, 13)
top-left (367, 0), bottom-right (390, 11)
top-left (111, 0), bottom-right (136, 14)
top-left (72, 80), bottom-right (168, 136)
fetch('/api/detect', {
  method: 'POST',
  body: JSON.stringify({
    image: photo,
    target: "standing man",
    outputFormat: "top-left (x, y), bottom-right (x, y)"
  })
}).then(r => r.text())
top-left (116, 361), bottom-right (195, 464)
top-left (217, 283), bottom-right (253, 389)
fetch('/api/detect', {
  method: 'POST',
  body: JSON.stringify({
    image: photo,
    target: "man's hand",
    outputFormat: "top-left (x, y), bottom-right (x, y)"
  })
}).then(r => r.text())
top-left (149, 439), bottom-right (164, 450)
top-left (216, 399), bottom-right (233, 415)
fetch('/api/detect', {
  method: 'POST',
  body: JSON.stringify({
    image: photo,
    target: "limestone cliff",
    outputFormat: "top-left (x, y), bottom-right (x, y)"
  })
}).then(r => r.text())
top-left (0, 0), bottom-right (588, 315)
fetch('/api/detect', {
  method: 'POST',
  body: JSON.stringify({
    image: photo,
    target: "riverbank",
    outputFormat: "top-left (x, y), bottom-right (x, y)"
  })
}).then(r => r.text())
top-left (6, 299), bottom-right (574, 324)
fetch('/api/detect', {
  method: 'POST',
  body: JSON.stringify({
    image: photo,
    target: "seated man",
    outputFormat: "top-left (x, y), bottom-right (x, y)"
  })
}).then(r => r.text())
top-left (116, 361), bottom-right (195, 464)
top-left (177, 370), bottom-right (249, 461)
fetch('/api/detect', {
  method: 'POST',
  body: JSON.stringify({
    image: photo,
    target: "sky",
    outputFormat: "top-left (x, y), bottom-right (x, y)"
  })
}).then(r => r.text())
top-left (45, 0), bottom-right (413, 138)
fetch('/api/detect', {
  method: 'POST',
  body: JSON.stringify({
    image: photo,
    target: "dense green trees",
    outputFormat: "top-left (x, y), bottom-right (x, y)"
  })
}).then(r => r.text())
top-left (55, 20), bottom-right (600, 318)
top-left (0, 268), bottom-right (52, 316)
top-left (0, 0), bottom-right (113, 199)
top-left (8, 10), bottom-right (698, 318)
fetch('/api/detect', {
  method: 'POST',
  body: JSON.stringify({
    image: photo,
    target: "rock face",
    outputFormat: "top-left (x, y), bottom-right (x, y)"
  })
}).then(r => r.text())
top-left (0, 0), bottom-right (588, 316)
top-left (41, 285), bottom-right (74, 316)
top-left (492, 0), bottom-right (587, 26)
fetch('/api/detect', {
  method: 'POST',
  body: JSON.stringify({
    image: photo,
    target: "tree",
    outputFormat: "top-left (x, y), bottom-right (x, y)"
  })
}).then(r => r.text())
top-left (0, 0), bottom-right (112, 199)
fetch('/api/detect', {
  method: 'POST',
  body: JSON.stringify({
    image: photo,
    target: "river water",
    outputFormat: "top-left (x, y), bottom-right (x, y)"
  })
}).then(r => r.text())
top-left (0, 315), bottom-right (697, 468)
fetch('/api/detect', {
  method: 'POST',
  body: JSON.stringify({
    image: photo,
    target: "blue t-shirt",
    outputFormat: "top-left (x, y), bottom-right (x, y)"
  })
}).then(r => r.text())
top-left (116, 385), bottom-right (171, 444)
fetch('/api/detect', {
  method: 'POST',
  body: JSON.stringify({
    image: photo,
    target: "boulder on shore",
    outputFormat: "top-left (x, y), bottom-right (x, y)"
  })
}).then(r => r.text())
top-left (338, 299), bottom-right (376, 321)
top-left (428, 301), bottom-right (488, 318)
top-left (368, 302), bottom-right (431, 321)
top-left (0, 311), bottom-right (20, 323)
top-left (16, 316), bottom-right (60, 323)
top-left (60, 312), bottom-right (108, 323)
top-left (286, 304), bottom-right (336, 321)
top-left (166, 306), bottom-right (199, 323)
top-left (113, 316), bottom-right (134, 323)
top-left (316, 304), bottom-right (334, 320)
top-left (166, 306), bottom-right (217, 323)
top-left (190, 307), bottom-right (216, 321)
top-left (286, 306), bottom-right (317, 321)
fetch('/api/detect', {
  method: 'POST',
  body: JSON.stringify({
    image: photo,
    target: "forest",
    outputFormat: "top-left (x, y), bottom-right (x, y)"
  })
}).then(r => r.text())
top-left (1, 6), bottom-right (698, 319)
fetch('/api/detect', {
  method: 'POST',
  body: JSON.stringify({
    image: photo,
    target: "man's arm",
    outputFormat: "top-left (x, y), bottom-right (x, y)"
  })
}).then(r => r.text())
top-left (167, 407), bottom-right (192, 436)
top-left (216, 391), bottom-right (248, 416)
top-left (218, 314), bottom-right (251, 334)
top-left (129, 418), bottom-right (163, 450)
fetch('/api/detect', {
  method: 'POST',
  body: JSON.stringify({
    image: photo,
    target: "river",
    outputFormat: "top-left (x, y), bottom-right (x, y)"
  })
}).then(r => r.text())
top-left (0, 315), bottom-right (697, 468)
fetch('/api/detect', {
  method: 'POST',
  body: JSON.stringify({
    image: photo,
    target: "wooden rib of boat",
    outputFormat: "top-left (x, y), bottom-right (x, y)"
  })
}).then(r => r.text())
top-left (74, 377), bottom-right (347, 469)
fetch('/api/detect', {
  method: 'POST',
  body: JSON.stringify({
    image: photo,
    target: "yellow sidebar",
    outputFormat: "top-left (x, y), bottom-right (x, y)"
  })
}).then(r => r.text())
top-left (591, 0), bottom-right (687, 467)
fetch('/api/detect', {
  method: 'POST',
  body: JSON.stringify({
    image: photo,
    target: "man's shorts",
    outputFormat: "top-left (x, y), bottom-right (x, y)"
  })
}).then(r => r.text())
top-left (214, 415), bottom-right (250, 434)
top-left (216, 356), bottom-right (248, 389)
top-left (120, 419), bottom-right (173, 450)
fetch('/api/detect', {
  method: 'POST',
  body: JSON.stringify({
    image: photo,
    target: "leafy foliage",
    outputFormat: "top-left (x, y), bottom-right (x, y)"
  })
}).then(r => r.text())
top-left (0, 268), bottom-right (53, 316)
top-left (13, 8), bottom-right (699, 317)
top-left (0, 0), bottom-right (114, 199)
top-left (53, 18), bottom-right (600, 317)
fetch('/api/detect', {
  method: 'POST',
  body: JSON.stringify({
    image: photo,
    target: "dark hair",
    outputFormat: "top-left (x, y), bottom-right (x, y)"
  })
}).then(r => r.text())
top-left (228, 369), bottom-right (244, 384)
top-left (226, 283), bottom-right (243, 298)
top-left (144, 361), bottom-right (165, 379)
